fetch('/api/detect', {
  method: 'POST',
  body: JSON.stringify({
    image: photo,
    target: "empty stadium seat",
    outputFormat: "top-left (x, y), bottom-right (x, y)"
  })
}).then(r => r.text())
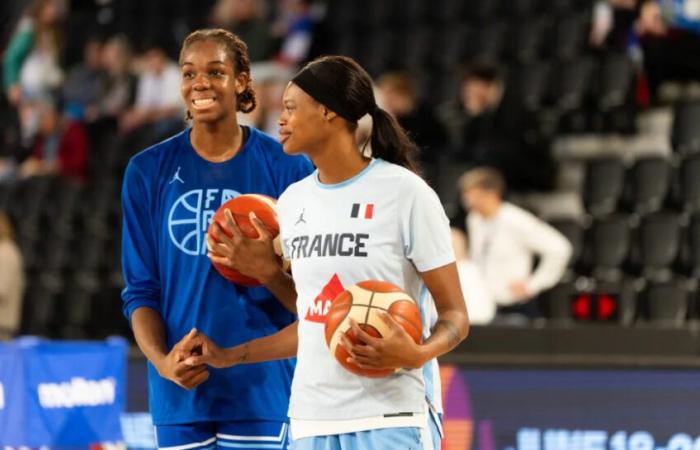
top-left (684, 214), bottom-right (700, 277)
top-left (642, 280), bottom-right (689, 327)
top-left (507, 17), bottom-right (547, 64)
top-left (596, 53), bottom-right (634, 112)
top-left (464, 0), bottom-right (501, 23)
top-left (470, 21), bottom-right (507, 62)
top-left (551, 57), bottom-right (594, 112)
top-left (433, 24), bottom-right (472, 69)
top-left (623, 157), bottom-right (671, 215)
top-left (672, 101), bottom-right (700, 156)
top-left (583, 157), bottom-right (626, 217)
top-left (539, 280), bottom-right (576, 322)
top-left (634, 213), bottom-right (681, 280)
top-left (676, 154), bottom-right (700, 213)
top-left (585, 215), bottom-right (631, 281)
top-left (430, 0), bottom-right (466, 23)
top-left (550, 12), bottom-right (587, 61)
top-left (503, 0), bottom-right (540, 17)
top-left (395, 26), bottom-right (433, 71)
top-left (507, 62), bottom-right (551, 111)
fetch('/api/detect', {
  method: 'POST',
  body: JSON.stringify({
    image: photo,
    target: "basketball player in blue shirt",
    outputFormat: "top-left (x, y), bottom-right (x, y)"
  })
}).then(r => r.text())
top-left (120, 29), bottom-right (313, 449)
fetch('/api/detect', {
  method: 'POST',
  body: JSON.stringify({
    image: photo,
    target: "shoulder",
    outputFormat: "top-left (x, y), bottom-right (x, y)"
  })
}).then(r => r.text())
top-left (502, 202), bottom-right (537, 223)
top-left (501, 203), bottom-right (547, 233)
top-left (127, 129), bottom-right (187, 175)
top-left (278, 172), bottom-right (315, 206)
top-left (375, 161), bottom-right (437, 201)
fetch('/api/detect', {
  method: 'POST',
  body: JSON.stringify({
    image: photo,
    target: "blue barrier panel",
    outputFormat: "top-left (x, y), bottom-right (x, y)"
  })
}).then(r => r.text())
top-left (0, 337), bottom-right (127, 447)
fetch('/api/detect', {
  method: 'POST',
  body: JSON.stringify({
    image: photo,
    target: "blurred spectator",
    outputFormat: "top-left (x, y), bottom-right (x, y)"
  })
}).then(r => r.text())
top-left (591, 0), bottom-right (700, 95)
top-left (459, 167), bottom-right (572, 320)
top-left (0, 212), bottom-right (24, 340)
top-left (635, 0), bottom-right (700, 93)
top-left (451, 227), bottom-right (496, 325)
top-left (273, 0), bottom-right (315, 65)
top-left (3, 0), bottom-right (65, 106)
top-left (119, 43), bottom-right (183, 139)
top-left (590, 0), bottom-right (639, 50)
top-left (62, 37), bottom-right (106, 121)
top-left (440, 62), bottom-right (556, 192)
top-left (376, 71), bottom-right (447, 171)
top-left (210, 0), bottom-right (273, 62)
top-left (90, 35), bottom-right (137, 126)
top-left (19, 99), bottom-right (89, 182)
top-left (239, 69), bottom-right (289, 135)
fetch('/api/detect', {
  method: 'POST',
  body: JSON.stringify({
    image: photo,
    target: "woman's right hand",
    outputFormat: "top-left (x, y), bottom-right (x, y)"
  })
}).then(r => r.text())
top-left (154, 328), bottom-right (210, 390)
top-left (207, 210), bottom-right (279, 284)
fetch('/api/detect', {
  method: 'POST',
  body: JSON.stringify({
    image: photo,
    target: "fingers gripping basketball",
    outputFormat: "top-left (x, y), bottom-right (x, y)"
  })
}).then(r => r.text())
top-left (325, 280), bottom-right (422, 378)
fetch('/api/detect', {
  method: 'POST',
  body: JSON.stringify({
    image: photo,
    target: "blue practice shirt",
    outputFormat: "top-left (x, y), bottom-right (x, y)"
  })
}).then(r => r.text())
top-left (121, 126), bottom-right (313, 425)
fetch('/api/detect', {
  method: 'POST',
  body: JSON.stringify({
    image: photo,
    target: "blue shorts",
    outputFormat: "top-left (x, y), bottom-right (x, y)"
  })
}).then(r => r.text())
top-left (155, 420), bottom-right (289, 450)
top-left (290, 414), bottom-right (441, 450)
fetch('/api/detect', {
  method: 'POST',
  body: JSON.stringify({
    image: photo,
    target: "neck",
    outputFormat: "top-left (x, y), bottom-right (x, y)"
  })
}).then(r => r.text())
top-left (190, 117), bottom-right (243, 162)
top-left (311, 131), bottom-right (370, 185)
top-left (481, 200), bottom-right (502, 219)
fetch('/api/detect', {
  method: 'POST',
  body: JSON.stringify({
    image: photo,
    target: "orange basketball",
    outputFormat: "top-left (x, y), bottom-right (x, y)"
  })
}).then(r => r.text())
top-left (325, 280), bottom-right (422, 378)
top-left (207, 194), bottom-right (288, 286)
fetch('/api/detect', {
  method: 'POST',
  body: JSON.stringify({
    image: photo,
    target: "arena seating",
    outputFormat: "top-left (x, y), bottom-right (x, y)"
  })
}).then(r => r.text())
top-left (3, 0), bottom-right (699, 335)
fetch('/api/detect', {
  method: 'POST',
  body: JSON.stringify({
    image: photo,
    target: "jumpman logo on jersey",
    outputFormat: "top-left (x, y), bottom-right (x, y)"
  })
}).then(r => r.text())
top-left (169, 166), bottom-right (184, 184)
top-left (295, 208), bottom-right (307, 226)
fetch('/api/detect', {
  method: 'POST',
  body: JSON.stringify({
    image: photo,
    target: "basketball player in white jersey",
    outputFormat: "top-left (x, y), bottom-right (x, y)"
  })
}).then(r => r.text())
top-left (184, 55), bottom-right (470, 450)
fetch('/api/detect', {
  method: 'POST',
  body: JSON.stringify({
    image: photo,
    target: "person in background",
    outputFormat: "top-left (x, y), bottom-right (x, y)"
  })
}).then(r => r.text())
top-left (119, 42), bottom-right (183, 139)
top-left (62, 37), bottom-right (106, 121)
top-left (439, 62), bottom-right (555, 193)
top-left (274, 0), bottom-right (315, 65)
top-left (450, 228), bottom-right (495, 325)
top-left (376, 71), bottom-right (447, 179)
top-left (210, 0), bottom-right (273, 62)
top-left (0, 212), bottom-right (24, 340)
top-left (19, 99), bottom-right (89, 182)
top-left (89, 34), bottom-right (137, 128)
top-left (3, 0), bottom-right (65, 107)
top-left (459, 167), bottom-right (572, 320)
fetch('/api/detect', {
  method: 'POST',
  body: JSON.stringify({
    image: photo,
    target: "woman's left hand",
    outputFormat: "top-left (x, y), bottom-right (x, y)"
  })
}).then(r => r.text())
top-left (341, 312), bottom-right (426, 370)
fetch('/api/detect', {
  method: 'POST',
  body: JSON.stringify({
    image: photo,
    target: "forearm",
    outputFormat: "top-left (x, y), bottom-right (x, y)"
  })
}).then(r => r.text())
top-left (417, 309), bottom-right (469, 366)
top-left (261, 266), bottom-right (298, 313)
top-left (224, 321), bottom-right (298, 365)
top-left (130, 307), bottom-right (169, 368)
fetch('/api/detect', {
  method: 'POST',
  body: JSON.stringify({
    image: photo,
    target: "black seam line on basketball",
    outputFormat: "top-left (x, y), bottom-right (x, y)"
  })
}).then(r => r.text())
top-left (391, 311), bottom-right (422, 337)
top-left (364, 291), bottom-right (374, 325)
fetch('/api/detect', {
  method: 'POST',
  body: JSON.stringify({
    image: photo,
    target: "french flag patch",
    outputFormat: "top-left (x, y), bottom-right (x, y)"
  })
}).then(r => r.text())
top-left (351, 203), bottom-right (374, 219)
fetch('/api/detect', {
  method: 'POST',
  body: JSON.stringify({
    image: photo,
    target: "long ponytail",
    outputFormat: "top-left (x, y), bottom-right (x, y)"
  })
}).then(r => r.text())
top-left (292, 55), bottom-right (423, 174)
top-left (369, 107), bottom-right (421, 174)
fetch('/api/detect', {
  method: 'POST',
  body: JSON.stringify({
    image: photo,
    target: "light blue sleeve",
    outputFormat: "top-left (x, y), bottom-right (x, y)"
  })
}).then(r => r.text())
top-left (400, 175), bottom-right (456, 273)
top-left (120, 159), bottom-right (161, 323)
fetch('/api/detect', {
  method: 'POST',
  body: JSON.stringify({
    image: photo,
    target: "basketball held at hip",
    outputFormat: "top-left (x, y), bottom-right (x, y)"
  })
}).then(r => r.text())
top-left (325, 280), bottom-right (423, 378)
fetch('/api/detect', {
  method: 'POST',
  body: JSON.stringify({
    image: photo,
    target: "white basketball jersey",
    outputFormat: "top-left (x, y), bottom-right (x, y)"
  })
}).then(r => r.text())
top-left (277, 159), bottom-right (454, 438)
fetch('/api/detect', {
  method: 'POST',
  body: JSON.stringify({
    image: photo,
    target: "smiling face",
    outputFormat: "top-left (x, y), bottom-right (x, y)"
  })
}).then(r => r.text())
top-left (278, 81), bottom-right (329, 155)
top-left (180, 39), bottom-right (247, 125)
